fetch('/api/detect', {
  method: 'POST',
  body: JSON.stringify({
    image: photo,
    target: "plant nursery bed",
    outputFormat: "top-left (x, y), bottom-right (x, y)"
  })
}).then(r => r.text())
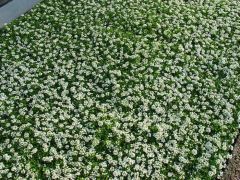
top-left (0, 0), bottom-right (239, 179)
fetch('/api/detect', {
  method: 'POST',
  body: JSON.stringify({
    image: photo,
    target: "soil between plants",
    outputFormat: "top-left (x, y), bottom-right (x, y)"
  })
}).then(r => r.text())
top-left (221, 134), bottom-right (240, 180)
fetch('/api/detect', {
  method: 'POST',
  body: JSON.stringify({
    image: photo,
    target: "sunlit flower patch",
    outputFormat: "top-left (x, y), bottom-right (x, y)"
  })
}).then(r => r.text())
top-left (0, 0), bottom-right (240, 179)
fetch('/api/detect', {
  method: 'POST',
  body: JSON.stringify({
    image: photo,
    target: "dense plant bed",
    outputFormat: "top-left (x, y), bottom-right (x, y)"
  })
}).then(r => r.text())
top-left (0, 0), bottom-right (239, 179)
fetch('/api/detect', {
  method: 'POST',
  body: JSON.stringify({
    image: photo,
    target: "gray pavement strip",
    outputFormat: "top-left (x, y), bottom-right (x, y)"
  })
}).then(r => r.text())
top-left (0, 0), bottom-right (42, 28)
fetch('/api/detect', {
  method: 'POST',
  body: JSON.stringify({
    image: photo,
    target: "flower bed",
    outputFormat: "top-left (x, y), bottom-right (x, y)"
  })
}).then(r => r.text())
top-left (0, 0), bottom-right (239, 179)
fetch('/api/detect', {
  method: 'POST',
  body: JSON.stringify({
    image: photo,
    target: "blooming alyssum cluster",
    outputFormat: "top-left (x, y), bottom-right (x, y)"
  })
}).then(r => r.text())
top-left (0, 0), bottom-right (240, 179)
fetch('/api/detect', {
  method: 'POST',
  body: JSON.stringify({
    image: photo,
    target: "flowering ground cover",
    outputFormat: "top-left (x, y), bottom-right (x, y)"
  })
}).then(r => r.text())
top-left (0, 0), bottom-right (240, 179)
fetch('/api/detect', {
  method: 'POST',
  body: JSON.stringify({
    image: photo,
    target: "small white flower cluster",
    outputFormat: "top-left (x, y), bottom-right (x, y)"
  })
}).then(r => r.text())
top-left (0, 0), bottom-right (240, 179)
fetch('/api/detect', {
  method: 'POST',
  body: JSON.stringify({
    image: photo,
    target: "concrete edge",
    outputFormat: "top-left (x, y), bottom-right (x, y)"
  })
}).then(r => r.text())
top-left (0, 0), bottom-right (42, 28)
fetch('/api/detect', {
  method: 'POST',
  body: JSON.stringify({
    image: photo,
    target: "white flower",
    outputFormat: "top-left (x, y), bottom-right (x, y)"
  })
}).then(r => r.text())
top-left (3, 154), bottom-right (11, 161)
top-left (42, 156), bottom-right (54, 163)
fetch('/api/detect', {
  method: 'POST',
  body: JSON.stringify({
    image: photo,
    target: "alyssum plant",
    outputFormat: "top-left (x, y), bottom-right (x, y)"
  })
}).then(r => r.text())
top-left (0, 0), bottom-right (239, 179)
